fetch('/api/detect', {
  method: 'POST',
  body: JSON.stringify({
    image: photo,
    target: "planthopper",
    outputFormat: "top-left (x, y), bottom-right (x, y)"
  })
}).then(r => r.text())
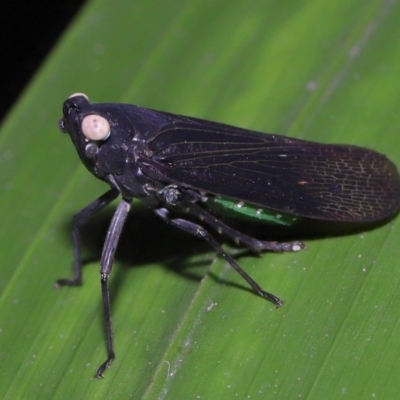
top-left (56, 93), bottom-right (400, 377)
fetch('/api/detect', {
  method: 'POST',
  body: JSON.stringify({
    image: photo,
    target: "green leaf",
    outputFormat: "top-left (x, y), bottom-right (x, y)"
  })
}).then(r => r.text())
top-left (1, 0), bottom-right (400, 398)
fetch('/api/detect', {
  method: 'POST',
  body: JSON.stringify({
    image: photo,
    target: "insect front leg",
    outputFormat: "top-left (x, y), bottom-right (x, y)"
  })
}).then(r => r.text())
top-left (55, 188), bottom-right (120, 287)
top-left (153, 207), bottom-right (283, 307)
top-left (96, 198), bottom-right (131, 378)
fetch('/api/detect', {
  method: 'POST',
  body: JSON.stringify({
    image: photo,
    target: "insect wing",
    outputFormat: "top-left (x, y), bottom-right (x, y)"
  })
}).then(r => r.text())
top-left (138, 116), bottom-right (400, 222)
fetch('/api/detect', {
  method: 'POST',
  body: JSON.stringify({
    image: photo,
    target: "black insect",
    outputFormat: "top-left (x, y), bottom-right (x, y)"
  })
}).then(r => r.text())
top-left (57, 93), bottom-right (400, 377)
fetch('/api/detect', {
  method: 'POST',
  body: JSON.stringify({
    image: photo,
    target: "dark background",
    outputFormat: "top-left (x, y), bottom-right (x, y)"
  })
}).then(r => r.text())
top-left (1, 1), bottom-right (85, 123)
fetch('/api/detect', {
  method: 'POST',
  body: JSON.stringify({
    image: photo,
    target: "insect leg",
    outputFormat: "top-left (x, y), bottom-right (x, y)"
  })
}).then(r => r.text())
top-left (184, 201), bottom-right (305, 253)
top-left (55, 188), bottom-right (120, 287)
top-left (96, 198), bottom-right (131, 378)
top-left (154, 207), bottom-right (283, 307)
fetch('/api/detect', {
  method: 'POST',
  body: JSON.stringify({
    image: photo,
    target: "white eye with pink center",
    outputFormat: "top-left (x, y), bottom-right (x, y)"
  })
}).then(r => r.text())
top-left (81, 114), bottom-right (110, 141)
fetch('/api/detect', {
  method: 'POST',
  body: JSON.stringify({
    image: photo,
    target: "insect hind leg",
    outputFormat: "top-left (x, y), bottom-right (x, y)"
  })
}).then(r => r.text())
top-left (181, 199), bottom-right (305, 254)
top-left (153, 207), bottom-right (283, 307)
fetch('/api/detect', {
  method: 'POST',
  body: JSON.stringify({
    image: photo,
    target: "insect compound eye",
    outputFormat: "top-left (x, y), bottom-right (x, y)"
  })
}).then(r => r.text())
top-left (81, 114), bottom-right (111, 141)
top-left (85, 142), bottom-right (99, 159)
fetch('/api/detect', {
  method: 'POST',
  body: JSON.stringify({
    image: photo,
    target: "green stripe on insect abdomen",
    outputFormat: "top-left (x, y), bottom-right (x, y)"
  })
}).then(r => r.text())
top-left (208, 197), bottom-right (300, 226)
